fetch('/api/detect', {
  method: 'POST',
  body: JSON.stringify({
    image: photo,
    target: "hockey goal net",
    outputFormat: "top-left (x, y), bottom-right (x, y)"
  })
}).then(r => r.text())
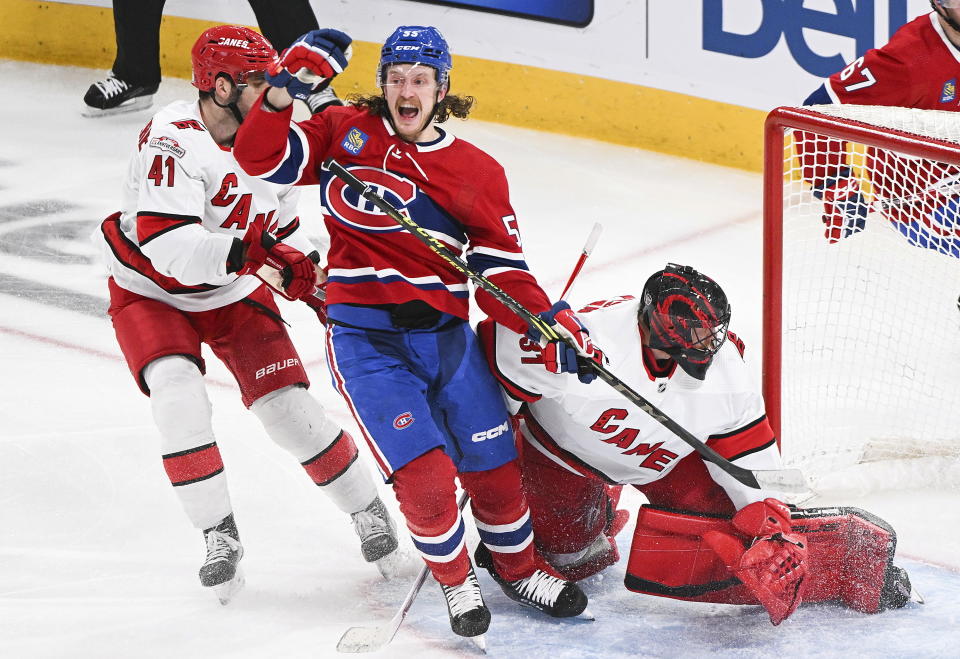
top-left (764, 105), bottom-right (960, 492)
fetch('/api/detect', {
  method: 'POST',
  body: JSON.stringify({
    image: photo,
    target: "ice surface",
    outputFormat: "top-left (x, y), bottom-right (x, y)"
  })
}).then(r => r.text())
top-left (0, 60), bottom-right (957, 658)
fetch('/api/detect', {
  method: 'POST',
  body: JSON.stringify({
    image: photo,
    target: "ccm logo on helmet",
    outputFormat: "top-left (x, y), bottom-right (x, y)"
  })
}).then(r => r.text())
top-left (218, 38), bottom-right (250, 48)
top-left (471, 420), bottom-right (509, 443)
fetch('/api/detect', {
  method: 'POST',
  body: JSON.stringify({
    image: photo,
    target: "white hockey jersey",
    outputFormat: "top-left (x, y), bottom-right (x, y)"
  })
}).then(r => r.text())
top-left (478, 296), bottom-right (782, 509)
top-left (96, 100), bottom-right (316, 312)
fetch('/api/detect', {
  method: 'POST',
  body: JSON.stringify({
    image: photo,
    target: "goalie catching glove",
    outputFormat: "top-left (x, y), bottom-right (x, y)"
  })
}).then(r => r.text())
top-left (703, 498), bottom-right (807, 625)
top-left (266, 29), bottom-right (353, 100)
top-left (227, 216), bottom-right (318, 300)
top-left (527, 301), bottom-right (605, 384)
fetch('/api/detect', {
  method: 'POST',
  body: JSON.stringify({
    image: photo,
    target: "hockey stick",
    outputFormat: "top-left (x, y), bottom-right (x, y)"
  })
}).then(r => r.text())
top-left (322, 159), bottom-right (807, 494)
top-left (559, 222), bottom-right (602, 301)
top-left (337, 491), bottom-right (471, 653)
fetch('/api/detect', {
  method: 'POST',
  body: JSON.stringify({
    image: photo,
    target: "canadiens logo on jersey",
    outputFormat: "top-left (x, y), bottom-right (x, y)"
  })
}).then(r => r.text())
top-left (150, 135), bottom-right (186, 158)
top-left (341, 127), bottom-right (368, 155)
top-left (941, 79), bottom-right (956, 103)
top-left (323, 165), bottom-right (417, 232)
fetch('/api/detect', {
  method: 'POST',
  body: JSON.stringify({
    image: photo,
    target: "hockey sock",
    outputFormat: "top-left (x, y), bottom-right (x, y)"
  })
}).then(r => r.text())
top-left (251, 385), bottom-right (377, 513)
top-left (461, 460), bottom-right (536, 581)
top-left (145, 356), bottom-right (232, 529)
top-left (392, 449), bottom-right (471, 586)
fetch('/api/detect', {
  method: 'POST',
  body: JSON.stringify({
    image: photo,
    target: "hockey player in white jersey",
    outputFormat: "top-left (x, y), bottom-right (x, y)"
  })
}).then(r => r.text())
top-left (95, 25), bottom-right (398, 604)
top-left (479, 263), bottom-right (915, 625)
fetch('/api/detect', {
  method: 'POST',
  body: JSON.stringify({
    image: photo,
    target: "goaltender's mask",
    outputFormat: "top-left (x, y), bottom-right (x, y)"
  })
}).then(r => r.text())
top-left (639, 263), bottom-right (731, 380)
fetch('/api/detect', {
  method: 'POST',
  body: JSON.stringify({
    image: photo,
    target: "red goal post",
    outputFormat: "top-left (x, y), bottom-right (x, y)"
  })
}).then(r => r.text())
top-left (763, 105), bottom-right (960, 491)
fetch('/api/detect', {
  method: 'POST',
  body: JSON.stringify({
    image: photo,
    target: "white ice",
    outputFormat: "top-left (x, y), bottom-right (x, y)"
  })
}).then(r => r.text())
top-left (0, 60), bottom-right (958, 658)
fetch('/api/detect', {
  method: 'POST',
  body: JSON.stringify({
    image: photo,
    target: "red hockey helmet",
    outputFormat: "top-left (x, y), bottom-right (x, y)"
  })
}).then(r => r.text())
top-left (191, 25), bottom-right (278, 92)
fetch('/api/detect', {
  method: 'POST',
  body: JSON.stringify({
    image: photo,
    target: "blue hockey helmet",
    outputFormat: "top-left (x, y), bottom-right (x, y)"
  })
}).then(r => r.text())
top-left (378, 26), bottom-right (452, 87)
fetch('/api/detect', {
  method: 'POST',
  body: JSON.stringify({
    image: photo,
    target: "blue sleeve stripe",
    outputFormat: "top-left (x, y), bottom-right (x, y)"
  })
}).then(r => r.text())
top-left (264, 129), bottom-right (307, 185)
top-left (467, 251), bottom-right (529, 274)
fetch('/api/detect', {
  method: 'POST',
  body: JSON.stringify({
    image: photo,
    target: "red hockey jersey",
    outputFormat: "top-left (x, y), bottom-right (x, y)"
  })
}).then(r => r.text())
top-left (234, 100), bottom-right (550, 333)
top-left (824, 12), bottom-right (960, 108)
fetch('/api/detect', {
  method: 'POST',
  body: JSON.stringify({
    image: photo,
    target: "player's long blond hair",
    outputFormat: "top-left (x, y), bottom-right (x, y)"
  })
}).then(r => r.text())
top-left (348, 92), bottom-right (475, 123)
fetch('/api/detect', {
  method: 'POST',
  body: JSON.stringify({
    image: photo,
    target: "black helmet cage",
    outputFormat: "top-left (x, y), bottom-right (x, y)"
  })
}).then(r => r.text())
top-left (640, 263), bottom-right (731, 380)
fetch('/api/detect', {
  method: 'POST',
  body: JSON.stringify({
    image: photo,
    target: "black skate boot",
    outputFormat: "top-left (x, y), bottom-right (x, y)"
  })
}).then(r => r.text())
top-left (82, 73), bottom-right (158, 117)
top-left (305, 80), bottom-right (344, 115)
top-left (200, 514), bottom-right (244, 605)
top-left (475, 543), bottom-right (588, 618)
top-left (440, 566), bottom-right (491, 642)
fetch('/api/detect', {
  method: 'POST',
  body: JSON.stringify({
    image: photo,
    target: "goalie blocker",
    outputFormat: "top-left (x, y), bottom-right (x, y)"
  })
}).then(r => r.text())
top-left (626, 503), bottom-right (913, 623)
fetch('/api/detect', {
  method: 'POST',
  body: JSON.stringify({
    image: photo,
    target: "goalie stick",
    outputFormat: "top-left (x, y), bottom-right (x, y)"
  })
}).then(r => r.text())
top-left (322, 158), bottom-right (809, 495)
top-left (337, 491), bottom-right (471, 653)
top-left (559, 222), bottom-right (602, 302)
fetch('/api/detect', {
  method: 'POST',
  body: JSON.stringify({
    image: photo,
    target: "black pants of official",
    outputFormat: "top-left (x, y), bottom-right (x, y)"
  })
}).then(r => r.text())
top-left (110, 0), bottom-right (320, 86)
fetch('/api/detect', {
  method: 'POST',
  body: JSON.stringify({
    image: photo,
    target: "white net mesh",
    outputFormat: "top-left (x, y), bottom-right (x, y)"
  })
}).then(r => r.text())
top-left (773, 105), bottom-right (960, 491)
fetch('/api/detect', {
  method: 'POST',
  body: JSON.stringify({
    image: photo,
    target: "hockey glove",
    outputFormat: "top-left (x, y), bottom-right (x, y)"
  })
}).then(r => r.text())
top-left (812, 168), bottom-right (869, 244)
top-left (528, 301), bottom-right (605, 384)
top-left (703, 499), bottom-right (807, 626)
top-left (303, 275), bottom-right (329, 325)
top-left (266, 29), bottom-right (352, 100)
top-left (232, 217), bottom-right (317, 300)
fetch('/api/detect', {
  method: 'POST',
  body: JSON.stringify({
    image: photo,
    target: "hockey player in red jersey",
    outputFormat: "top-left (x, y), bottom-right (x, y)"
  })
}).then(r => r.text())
top-left (95, 25), bottom-right (399, 604)
top-left (233, 26), bottom-right (600, 641)
top-left (479, 264), bottom-right (916, 625)
top-left (802, 2), bottom-right (960, 258)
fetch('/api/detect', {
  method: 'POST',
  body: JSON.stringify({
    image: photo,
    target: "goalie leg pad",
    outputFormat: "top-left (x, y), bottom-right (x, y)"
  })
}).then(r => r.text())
top-left (790, 507), bottom-right (909, 613)
top-left (624, 504), bottom-right (910, 617)
top-left (518, 436), bottom-right (626, 580)
top-left (625, 506), bottom-right (755, 605)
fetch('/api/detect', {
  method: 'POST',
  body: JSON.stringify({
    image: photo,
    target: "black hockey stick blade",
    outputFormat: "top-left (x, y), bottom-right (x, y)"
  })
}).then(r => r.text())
top-left (322, 159), bottom-right (811, 496)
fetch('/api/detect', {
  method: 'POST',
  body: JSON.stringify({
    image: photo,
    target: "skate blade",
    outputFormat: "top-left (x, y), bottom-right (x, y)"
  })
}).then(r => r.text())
top-left (374, 548), bottom-right (417, 581)
top-left (212, 568), bottom-right (245, 605)
top-left (910, 585), bottom-right (925, 605)
top-left (578, 606), bottom-right (596, 621)
top-left (468, 633), bottom-right (487, 653)
top-left (80, 95), bottom-right (154, 118)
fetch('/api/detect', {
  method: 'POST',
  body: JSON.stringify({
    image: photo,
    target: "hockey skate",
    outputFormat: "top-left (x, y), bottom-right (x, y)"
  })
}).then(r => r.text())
top-left (351, 496), bottom-right (401, 578)
top-left (474, 543), bottom-right (589, 618)
top-left (440, 566), bottom-right (490, 648)
top-left (199, 514), bottom-right (244, 605)
top-left (82, 73), bottom-right (158, 117)
top-left (305, 80), bottom-right (344, 115)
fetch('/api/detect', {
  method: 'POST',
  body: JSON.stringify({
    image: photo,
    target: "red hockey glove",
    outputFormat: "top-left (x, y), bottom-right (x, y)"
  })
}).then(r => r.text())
top-left (236, 218), bottom-right (317, 300)
top-left (812, 169), bottom-right (869, 244)
top-left (703, 499), bottom-right (807, 625)
top-left (528, 301), bottom-right (605, 384)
